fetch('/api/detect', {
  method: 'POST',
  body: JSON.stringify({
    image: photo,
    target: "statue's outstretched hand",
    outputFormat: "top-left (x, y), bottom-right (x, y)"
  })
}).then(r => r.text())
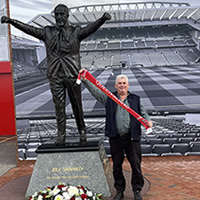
top-left (1, 16), bottom-right (11, 24)
top-left (102, 12), bottom-right (111, 21)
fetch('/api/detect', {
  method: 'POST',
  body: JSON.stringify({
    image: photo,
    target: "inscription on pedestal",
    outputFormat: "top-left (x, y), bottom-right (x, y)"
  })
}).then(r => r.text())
top-left (26, 142), bottom-right (113, 198)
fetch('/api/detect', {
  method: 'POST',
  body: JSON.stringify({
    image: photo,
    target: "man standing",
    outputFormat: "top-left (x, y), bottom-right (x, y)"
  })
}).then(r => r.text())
top-left (80, 70), bottom-right (153, 200)
top-left (1, 4), bottom-right (111, 144)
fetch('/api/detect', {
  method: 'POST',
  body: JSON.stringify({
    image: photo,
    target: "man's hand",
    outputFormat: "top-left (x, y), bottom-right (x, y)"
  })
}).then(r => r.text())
top-left (1, 16), bottom-right (11, 24)
top-left (147, 121), bottom-right (153, 128)
top-left (79, 69), bottom-right (87, 81)
top-left (102, 12), bottom-right (111, 21)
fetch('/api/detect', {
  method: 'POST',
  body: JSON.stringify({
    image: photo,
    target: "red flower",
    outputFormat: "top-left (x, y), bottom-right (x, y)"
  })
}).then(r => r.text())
top-left (57, 184), bottom-right (65, 189)
top-left (43, 194), bottom-right (48, 198)
top-left (81, 194), bottom-right (88, 199)
top-left (81, 185), bottom-right (85, 190)
top-left (71, 196), bottom-right (75, 200)
top-left (77, 185), bottom-right (86, 192)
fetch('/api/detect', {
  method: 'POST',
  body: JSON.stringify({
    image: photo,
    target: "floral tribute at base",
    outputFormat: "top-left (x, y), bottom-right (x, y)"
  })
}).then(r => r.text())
top-left (29, 183), bottom-right (103, 200)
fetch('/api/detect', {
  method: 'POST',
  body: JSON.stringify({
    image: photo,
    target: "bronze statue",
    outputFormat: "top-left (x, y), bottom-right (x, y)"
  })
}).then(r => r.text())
top-left (1, 4), bottom-right (111, 144)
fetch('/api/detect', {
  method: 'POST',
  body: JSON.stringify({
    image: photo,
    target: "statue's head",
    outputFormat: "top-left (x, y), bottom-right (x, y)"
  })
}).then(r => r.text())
top-left (54, 4), bottom-right (69, 27)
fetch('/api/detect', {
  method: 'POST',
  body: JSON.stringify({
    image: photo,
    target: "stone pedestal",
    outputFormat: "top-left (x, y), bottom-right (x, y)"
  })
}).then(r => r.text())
top-left (25, 138), bottom-right (114, 198)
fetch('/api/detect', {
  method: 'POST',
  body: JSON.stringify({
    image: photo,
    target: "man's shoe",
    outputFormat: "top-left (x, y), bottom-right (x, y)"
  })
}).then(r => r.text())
top-left (134, 190), bottom-right (142, 200)
top-left (113, 192), bottom-right (124, 200)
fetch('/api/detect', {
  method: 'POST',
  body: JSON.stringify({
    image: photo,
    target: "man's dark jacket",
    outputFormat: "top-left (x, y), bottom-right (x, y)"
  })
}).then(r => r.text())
top-left (9, 17), bottom-right (107, 78)
top-left (105, 91), bottom-right (141, 140)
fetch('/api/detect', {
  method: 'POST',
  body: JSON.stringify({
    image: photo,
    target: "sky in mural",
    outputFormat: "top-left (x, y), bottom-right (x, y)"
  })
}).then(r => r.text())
top-left (9, 0), bottom-right (200, 36)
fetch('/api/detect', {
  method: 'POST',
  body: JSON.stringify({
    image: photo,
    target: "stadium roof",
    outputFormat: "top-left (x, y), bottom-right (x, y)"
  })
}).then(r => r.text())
top-left (28, 1), bottom-right (200, 30)
top-left (11, 35), bottom-right (43, 49)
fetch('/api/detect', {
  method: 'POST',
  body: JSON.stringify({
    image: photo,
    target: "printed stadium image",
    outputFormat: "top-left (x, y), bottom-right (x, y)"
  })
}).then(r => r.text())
top-left (11, 1), bottom-right (200, 160)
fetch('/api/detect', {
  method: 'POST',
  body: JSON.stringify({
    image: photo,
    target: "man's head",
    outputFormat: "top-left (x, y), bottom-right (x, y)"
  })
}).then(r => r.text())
top-left (54, 4), bottom-right (69, 27)
top-left (115, 75), bottom-right (129, 96)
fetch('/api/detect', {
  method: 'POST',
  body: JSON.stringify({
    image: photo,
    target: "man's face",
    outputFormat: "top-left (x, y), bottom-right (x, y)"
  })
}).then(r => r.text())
top-left (115, 78), bottom-right (129, 95)
top-left (54, 6), bottom-right (69, 27)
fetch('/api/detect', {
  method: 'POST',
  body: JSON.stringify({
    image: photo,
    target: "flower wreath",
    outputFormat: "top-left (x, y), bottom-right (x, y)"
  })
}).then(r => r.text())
top-left (29, 183), bottom-right (103, 200)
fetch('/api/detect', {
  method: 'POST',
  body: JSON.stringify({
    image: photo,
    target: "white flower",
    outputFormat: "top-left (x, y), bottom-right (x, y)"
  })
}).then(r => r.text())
top-left (30, 193), bottom-right (36, 199)
top-left (62, 186), bottom-right (68, 191)
top-left (92, 196), bottom-right (96, 200)
top-left (68, 186), bottom-right (79, 196)
top-left (86, 190), bottom-right (93, 197)
top-left (33, 192), bottom-right (38, 197)
top-left (29, 183), bottom-right (102, 200)
top-left (54, 194), bottom-right (64, 200)
top-left (75, 197), bottom-right (82, 200)
top-left (37, 195), bottom-right (43, 200)
top-left (79, 188), bottom-right (85, 195)
top-left (52, 187), bottom-right (61, 196)
top-left (62, 192), bottom-right (71, 200)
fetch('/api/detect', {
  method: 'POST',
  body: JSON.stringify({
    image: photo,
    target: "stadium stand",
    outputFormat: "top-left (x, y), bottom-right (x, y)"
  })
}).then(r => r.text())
top-left (152, 144), bottom-right (171, 156)
top-left (171, 143), bottom-right (190, 155)
top-left (163, 137), bottom-right (179, 146)
top-left (16, 115), bottom-right (200, 160)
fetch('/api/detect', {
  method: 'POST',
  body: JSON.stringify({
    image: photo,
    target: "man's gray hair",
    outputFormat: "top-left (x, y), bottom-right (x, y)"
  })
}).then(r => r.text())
top-left (115, 74), bottom-right (129, 84)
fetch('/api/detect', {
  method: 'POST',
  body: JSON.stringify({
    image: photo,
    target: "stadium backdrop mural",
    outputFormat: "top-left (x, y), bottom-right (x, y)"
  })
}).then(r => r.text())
top-left (9, 0), bottom-right (200, 119)
top-left (1, 0), bottom-right (200, 161)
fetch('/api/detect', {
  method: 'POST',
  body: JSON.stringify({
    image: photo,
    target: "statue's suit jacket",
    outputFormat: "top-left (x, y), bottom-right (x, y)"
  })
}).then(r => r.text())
top-left (10, 17), bottom-right (107, 78)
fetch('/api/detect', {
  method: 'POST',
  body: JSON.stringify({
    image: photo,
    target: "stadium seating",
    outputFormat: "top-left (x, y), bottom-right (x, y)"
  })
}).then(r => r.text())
top-left (26, 149), bottom-right (38, 160)
top-left (18, 150), bottom-right (26, 160)
top-left (189, 143), bottom-right (200, 152)
top-left (152, 144), bottom-right (171, 156)
top-left (141, 144), bottom-right (158, 156)
top-left (148, 138), bottom-right (163, 145)
top-left (158, 134), bottom-right (172, 140)
top-left (163, 138), bottom-right (179, 146)
top-left (103, 140), bottom-right (111, 157)
top-left (16, 116), bottom-right (200, 160)
top-left (76, 24), bottom-right (200, 69)
top-left (178, 137), bottom-right (194, 144)
top-left (171, 143), bottom-right (190, 155)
